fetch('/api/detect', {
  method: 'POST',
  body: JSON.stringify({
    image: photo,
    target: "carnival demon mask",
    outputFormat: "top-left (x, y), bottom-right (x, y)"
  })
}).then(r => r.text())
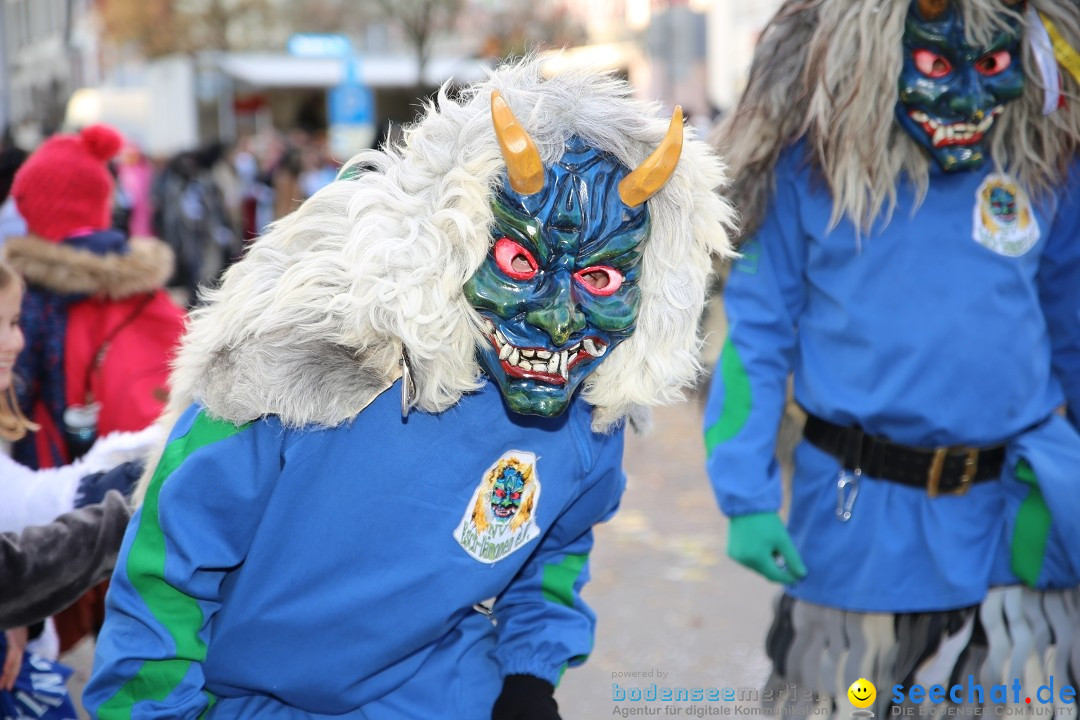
top-left (896, 0), bottom-right (1024, 172)
top-left (465, 92), bottom-right (682, 417)
top-left (491, 462), bottom-right (527, 523)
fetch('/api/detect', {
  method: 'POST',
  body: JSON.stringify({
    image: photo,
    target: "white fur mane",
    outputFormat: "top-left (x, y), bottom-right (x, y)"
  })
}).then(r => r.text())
top-left (164, 60), bottom-right (737, 440)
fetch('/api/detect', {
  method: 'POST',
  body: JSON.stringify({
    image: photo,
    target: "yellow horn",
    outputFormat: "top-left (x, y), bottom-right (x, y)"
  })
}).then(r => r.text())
top-left (618, 106), bottom-right (683, 208)
top-left (917, 0), bottom-right (949, 19)
top-left (491, 90), bottom-right (544, 195)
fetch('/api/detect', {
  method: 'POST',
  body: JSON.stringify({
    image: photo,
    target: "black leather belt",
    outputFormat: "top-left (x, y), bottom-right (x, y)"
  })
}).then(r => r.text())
top-left (803, 414), bottom-right (1006, 497)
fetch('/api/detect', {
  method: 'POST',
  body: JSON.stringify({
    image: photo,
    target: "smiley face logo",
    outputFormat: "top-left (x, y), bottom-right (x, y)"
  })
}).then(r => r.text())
top-left (847, 678), bottom-right (876, 709)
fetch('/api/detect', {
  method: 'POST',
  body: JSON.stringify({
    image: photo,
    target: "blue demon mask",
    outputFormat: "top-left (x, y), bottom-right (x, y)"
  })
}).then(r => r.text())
top-left (491, 464), bottom-right (526, 523)
top-left (465, 92), bottom-right (682, 417)
top-left (896, 0), bottom-right (1025, 172)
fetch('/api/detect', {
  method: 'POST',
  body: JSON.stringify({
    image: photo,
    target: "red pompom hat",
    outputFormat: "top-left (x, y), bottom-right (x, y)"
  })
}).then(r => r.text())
top-left (11, 124), bottom-right (124, 242)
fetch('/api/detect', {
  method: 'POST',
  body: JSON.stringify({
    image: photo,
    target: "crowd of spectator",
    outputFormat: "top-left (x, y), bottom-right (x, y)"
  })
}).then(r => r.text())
top-left (3, 126), bottom-right (343, 305)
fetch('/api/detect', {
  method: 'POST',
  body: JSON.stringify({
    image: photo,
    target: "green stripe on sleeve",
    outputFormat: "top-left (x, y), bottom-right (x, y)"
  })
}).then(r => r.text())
top-left (704, 338), bottom-right (752, 456)
top-left (541, 553), bottom-right (589, 608)
top-left (542, 555), bottom-right (592, 685)
top-left (98, 412), bottom-right (249, 719)
top-left (199, 690), bottom-right (218, 719)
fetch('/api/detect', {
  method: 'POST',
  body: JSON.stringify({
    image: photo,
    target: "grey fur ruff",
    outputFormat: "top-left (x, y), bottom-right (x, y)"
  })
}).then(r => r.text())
top-left (716, 0), bottom-right (1080, 241)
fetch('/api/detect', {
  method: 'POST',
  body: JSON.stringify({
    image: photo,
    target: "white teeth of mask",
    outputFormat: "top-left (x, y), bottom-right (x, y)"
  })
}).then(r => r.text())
top-left (488, 326), bottom-right (613, 379)
top-left (911, 107), bottom-right (1003, 147)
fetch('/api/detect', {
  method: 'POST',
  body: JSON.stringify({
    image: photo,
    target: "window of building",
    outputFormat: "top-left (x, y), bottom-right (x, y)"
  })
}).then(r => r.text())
top-left (18, 0), bottom-right (30, 48)
top-left (43, 0), bottom-right (55, 35)
top-left (2, 1), bottom-right (18, 53)
top-left (28, 0), bottom-right (40, 42)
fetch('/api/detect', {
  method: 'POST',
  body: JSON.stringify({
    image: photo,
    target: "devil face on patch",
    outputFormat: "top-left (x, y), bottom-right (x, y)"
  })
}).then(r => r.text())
top-left (454, 450), bottom-right (542, 564)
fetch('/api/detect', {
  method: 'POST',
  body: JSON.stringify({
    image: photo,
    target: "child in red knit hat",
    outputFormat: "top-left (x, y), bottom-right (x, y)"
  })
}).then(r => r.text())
top-left (2, 124), bottom-right (186, 652)
top-left (11, 125), bottom-right (122, 243)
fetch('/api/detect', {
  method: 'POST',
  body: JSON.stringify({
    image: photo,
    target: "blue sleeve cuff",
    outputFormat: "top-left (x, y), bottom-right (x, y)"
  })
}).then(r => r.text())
top-left (500, 658), bottom-right (572, 687)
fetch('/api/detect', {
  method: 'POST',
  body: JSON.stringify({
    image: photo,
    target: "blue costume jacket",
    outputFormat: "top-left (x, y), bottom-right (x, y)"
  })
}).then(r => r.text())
top-left (84, 380), bottom-right (626, 718)
top-left (704, 144), bottom-right (1080, 612)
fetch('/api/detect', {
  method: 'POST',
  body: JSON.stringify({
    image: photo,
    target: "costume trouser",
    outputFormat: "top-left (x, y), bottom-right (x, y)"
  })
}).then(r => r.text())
top-left (761, 587), bottom-right (1080, 719)
top-left (755, 413), bottom-right (1080, 719)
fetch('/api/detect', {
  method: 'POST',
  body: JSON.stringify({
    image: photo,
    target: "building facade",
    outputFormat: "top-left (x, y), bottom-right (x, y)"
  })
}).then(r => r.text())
top-left (1, 0), bottom-right (103, 146)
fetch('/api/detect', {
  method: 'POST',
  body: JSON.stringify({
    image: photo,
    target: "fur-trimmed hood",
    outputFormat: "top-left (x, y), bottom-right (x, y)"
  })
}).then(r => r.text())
top-left (2, 234), bottom-right (174, 298)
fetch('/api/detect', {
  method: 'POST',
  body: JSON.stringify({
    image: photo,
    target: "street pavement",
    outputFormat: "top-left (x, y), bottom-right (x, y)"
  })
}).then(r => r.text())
top-left (556, 398), bottom-right (778, 719)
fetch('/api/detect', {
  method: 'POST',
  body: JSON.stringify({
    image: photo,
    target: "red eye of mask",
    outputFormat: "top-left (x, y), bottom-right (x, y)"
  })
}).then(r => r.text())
top-left (975, 50), bottom-right (1011, 76)
top-left (494, 238), bottom-right (538, 281)
top-left (574, 266), bottom-right (624, 296)
top-left (913, 49), bottom-right (953, 78)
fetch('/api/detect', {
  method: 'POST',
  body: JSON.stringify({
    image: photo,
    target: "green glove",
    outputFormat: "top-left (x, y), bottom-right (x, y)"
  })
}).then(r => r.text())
top-left (728, 512), bottom-right (808, 585)
top-left (1010, 459), bottom-right (1050, 588)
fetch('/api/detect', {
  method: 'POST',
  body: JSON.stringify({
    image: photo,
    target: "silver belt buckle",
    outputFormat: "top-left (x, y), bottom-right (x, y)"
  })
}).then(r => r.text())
top-left (836, 467), bottom-right (861, 522)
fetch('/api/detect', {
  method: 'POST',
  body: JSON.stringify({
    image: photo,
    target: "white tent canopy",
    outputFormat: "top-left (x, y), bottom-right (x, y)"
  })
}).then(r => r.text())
top-left (215, 53), bottom-right (490, 89)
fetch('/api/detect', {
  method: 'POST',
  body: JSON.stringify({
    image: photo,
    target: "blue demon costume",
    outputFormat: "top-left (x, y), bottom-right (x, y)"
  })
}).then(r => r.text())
top-left (704, 0), bottom-right (1080, 714)
top-left (84, 62), bottom-right (735, 719)
top-left (708, 145), bottom-right (1080, 612)
top-left (87, 385), bottom-right (624, 718)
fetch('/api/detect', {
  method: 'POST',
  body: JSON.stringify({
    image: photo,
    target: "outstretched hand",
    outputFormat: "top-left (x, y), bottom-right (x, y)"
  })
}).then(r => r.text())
top-left (75, 460), bottom-right (145, 509)
top-left (492, 674), bottom-right (562, 720)
top-left (727, 512), bottom-right (808, 585)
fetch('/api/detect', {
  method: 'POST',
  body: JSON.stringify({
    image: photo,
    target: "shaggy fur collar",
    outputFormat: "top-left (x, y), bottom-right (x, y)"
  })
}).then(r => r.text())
top-left (132, 61), bottom-right (737, 505)
top-left (2, 235), bottom-right (174, 298)
top-left (160, 61), bottom-right (735, 436)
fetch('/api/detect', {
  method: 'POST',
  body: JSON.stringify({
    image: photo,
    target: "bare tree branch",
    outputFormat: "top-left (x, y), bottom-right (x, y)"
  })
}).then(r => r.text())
top-left (101, 0), bottom-right (277, 57)
top-left (369, 0), bottom-right (464, 89)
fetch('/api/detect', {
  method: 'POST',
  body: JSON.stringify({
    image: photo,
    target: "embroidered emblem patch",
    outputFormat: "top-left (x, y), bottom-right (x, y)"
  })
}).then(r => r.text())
top-left (454, 450), bottom-right (542, 563)
top-left (972, 174), bottom-right (1040, 257)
